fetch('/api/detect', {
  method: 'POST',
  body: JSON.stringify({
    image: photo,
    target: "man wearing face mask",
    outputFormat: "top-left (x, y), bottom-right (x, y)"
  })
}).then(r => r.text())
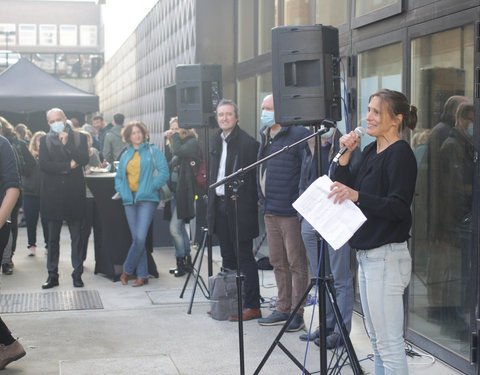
top-left (39, 108), bottom-right (89, 289)
top-left (257, 94), bottom-right (310, 332)
top-left (297, 126), bottom-right (359, 347)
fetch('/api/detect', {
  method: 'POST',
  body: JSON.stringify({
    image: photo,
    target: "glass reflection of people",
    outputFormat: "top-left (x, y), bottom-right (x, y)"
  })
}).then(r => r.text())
top-left (329, 89), bottom-right (417, 375)
top-left (421, 95), bottom-right (468, 321)
top-left (434, 102), bottom-right (473, 336)
top-left (163, 117), bottom-right (198, 277)
top-left (115, 122), bottom-right (168, 287)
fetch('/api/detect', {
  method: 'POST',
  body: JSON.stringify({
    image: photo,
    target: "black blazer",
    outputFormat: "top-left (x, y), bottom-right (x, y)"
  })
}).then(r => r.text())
top-left (207, 125), bottom-right (260, 241)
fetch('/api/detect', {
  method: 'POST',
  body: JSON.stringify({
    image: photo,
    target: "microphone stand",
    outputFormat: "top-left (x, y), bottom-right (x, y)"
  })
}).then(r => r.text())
top-left (209, 123), bottom-right (333, 375)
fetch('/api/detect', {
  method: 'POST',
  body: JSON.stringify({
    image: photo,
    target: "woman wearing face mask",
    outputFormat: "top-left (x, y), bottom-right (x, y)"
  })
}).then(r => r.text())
top-left (329, 89), bottom-right (417, 375)
top-left (163, 117), bottom-right (198, 277)
top-left (115, 121), bottom-right (169, 287)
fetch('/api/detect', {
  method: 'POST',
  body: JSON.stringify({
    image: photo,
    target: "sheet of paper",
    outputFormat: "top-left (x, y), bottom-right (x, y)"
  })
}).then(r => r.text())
top-left (292, 175), bottom-right (367, 250)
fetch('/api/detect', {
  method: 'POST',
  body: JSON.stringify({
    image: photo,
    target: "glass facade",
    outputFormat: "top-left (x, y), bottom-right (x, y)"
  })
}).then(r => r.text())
top-left (258, 0), bottom-right (278, 55)
top-left (316, 0), bottom-right (347, 26)
top-left (357, 43), bottom-right (403, 148)
top-left (19, 24), bottom-right (36, 46)
top-left (39, 25), bottom-right (56, 46)
top-left (355, 0), bottom-right (397, 17)
top-left (237, 0), bottom-right (254, 61)
top-left (409, 24), bottom-right (474, 359)
top-left (59, 25), bottom-right (77, 46)
top-left (237, 76), bottom-right (256, 137)
top-left (284, 0), bottom-right (313, 25)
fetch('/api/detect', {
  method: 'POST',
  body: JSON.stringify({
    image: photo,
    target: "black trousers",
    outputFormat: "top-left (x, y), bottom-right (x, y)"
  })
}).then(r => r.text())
top-left (0, 318), bottom-right (14, 345)
top-left (47, 220), bottom-right (83, 277)
top-left (215, 197), bottom-right (260, 309)
top-left (79, 198), bottom-right (102, 262)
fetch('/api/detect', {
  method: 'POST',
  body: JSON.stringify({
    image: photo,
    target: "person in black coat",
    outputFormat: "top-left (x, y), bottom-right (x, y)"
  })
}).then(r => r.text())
top-left (207, 99), bottom-right (261, 322)
top-left (39, 108), bottom-right (89, 289)
top-left (163, 117), bottom-right (198, 276)
top-left (0, 135), bottom-right (26, 369)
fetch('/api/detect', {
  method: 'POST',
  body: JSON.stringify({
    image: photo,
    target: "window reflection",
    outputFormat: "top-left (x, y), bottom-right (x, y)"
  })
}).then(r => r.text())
top-left (258, 0), bottom-right (278, 55)
top-left (21, 52), bottom-right (103, 78)
top-left (316, 0), bottom-right (347, 26)
top-left (410, 24), bottom-right (474, 359)
top-left (355, 0), bottom-right (397, 17)
top-left (357, 43), bottom-right (402, 149)
top-left (237, 77), bottom-right (256, 137)
top-left (238, 0), bottom-right (254, 61)
top-left (284, 0), bottom-right (313, 25)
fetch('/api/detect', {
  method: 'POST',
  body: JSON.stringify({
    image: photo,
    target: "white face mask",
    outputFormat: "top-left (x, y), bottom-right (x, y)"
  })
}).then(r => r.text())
top-left (51, 121), bottom-right (65, 133)
top-left (321, 128), bottom-right (334, 139)
top-left (465, 122), bottom-right (473, 137)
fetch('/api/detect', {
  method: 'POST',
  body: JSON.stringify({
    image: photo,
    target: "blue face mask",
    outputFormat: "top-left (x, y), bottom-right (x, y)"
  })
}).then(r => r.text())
top-left (465, 122), bottom-right (473, 138)
top-left (261, 110), bottom-right (275, 127)
top-left (51, 121), bottom-right (65, 133)
top-left (321, 128), bottom-right (334, 139)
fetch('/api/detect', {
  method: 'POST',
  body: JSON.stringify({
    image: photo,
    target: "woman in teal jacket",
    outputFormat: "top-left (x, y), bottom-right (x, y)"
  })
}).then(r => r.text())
top-left (115, 121), bottom-right (168, 287)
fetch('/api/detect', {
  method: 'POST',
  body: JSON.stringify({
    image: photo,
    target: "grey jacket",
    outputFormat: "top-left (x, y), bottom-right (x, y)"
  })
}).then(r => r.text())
top-left (103, 125), bottom-right (127, 165)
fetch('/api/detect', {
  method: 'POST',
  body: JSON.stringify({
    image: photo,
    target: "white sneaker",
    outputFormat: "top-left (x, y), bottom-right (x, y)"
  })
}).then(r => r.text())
top-left (27, 246), bottom-right (36, 257)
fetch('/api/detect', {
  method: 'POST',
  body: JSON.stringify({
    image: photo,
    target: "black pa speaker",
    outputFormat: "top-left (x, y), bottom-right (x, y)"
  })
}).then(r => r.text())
top-left (176, 64), bottom-right (222, 128)
top-left (272, 25), bottom-right (342, 126)
top-left (163, 84), bottom-right (177, 131)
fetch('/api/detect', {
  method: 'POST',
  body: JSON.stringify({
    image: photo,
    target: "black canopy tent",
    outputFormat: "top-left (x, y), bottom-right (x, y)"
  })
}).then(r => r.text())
top-left (0, 58), bottom-right (99, 132)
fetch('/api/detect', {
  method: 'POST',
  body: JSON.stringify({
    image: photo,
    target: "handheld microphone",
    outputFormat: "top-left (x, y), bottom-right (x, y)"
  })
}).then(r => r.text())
top-left (332, 127), bottom-right (365, 164)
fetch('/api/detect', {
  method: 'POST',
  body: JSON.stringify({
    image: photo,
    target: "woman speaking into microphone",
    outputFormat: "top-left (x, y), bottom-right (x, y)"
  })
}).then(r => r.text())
top-left (329, 89), bottom-right (417, 375)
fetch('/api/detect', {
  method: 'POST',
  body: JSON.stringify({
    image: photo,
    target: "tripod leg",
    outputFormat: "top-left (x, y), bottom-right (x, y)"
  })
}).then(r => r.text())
top-left (180, 228), bottom-right (208, 298)
top-left (187, 230), bottom-right (209, 314)
top-left (325, 281), bottom-right (364, 374)
top-left (180, 231), bottom-right (205, 298)
top-left (254, 279), bottom-right (315, 375)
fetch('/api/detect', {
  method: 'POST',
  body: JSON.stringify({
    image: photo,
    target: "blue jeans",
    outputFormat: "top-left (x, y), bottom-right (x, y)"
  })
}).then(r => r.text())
top-left (301, 219), bottom-right (354, 333)
top-left (169, 197), bottom-right (191, 258)
top-left (357, 242), bottom-right (411, 375)
top-left (123, 200), bottom-right (157, 278)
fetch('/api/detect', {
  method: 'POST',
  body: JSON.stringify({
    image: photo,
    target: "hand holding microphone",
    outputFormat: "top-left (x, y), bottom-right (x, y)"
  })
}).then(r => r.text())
top-left (332, 127), bottom-right (365, 164)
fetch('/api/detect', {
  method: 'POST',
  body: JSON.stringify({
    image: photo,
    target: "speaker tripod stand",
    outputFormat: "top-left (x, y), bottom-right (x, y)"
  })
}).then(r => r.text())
top-left (179, 227), bottom-right (210, 314)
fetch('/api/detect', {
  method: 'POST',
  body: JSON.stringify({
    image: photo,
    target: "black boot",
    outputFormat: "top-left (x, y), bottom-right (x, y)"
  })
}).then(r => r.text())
top-left (42, 275), bottom-right (59, 289)
top-left (72, 272), bottom-right (84, 288)
top-left (183, 255), bottom-right (193, 273)
top-left (173, 257), bottom-right (186, 277)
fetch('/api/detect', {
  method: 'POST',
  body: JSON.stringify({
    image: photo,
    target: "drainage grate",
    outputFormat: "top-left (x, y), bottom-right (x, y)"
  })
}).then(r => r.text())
top-left (0, 290), bottom-right (104, 313)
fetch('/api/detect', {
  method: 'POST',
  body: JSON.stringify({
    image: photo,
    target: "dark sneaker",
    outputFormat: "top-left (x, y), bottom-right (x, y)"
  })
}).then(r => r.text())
top-left (286, 314), bottom-right (304, 332)
top-left (314, 332), bottom-right (343, 349)
top-left (299, 328), bottom-right (320, 341)
top-left (258, 310), bottom-right (289, 326)
top-left (299, 327), bottom-right (334, 341)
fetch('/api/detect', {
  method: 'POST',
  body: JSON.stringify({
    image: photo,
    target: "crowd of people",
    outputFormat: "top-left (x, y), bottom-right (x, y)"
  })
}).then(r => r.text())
top-left (0, 88), bottom-right (423, 373)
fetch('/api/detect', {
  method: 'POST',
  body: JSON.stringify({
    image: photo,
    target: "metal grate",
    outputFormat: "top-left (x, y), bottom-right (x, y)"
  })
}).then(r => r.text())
top-left (0, 290), bottom-right (104, 313)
